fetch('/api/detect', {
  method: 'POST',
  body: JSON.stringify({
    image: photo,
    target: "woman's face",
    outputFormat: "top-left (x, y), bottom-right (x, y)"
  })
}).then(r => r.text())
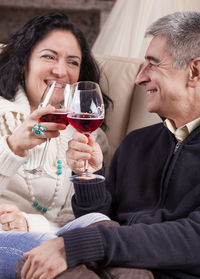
top-left (24, 29), bottom-right (82, 111)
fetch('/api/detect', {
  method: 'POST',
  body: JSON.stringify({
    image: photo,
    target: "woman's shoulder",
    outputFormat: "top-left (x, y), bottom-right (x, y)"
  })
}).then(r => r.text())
top-left (0, 87), bottom-right (31, 135)
top-left (0, 86), bottom-right (30, 117)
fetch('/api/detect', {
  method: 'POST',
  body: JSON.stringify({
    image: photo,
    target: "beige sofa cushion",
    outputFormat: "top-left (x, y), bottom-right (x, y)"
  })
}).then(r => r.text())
top-left (95, 54), bottom-right (161, 166)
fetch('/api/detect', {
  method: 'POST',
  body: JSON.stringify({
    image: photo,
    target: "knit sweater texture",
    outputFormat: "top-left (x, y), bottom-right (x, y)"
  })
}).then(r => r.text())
top-left (60, 122), bottom-right (200, 279)
top-left (0, 86), bottom-right (109, 233)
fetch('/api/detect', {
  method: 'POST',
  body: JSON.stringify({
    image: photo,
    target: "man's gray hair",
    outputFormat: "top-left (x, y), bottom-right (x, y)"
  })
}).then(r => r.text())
top-left (145, 11), bottom-right (200, 69)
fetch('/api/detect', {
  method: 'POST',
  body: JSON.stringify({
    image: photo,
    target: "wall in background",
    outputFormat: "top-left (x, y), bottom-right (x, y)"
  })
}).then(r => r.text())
top-left (0, 0), bottom-right (114, 48)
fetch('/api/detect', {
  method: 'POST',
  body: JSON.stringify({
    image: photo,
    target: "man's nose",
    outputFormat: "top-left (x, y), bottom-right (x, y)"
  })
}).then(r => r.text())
top-left (135, 65), bottom-right (149, 85)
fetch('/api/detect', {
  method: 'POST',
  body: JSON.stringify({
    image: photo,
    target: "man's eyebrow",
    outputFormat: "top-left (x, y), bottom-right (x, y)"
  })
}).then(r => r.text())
top-left (39, 49), bottom-right (81, 60)
top-left (145, 55), bottom-right (160, 63)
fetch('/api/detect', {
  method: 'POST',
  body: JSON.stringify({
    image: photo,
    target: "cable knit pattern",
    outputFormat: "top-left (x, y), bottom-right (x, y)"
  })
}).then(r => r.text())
top-left (0, 86), bottom-right (110, 233)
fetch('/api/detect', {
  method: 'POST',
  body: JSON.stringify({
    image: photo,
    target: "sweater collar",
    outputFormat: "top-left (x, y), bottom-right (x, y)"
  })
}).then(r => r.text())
top-left (0, 85), bottom-right (30, 117)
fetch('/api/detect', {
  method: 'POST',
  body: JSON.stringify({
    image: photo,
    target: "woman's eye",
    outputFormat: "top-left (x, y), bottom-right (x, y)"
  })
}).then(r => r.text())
top-left (68, 61), bottom-right (79, 67)
top-left (42, 55), bottom-right (55, 60)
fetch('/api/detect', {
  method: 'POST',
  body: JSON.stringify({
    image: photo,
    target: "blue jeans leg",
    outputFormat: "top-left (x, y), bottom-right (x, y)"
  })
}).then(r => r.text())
top-left (0, 213), bottom-right (109, 279)
top-left (0, 231), bottom-right (55, 279)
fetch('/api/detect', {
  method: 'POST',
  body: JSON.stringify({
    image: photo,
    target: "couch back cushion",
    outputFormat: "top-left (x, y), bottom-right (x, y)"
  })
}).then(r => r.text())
top-left (95, 54), bottom-right (161, 165)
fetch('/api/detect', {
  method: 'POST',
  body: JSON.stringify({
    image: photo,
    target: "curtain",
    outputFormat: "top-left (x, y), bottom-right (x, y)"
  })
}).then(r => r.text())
top-left (92, 0), bottom-right (200, 58)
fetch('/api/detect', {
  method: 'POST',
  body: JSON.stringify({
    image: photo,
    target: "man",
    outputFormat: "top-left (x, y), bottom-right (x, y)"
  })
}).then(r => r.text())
top-left (19, 11), bottom-right (200, 279)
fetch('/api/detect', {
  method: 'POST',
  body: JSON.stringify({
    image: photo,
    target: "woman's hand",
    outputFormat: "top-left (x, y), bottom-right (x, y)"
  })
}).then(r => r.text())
top-left (0, 204), bottom-right (28, 232)
top-left (21, 237), bottom-right (67, 279)
top-left (66, 130), bottom-right (103, 174)
top-left (7, 105), bottom-right (66, 157)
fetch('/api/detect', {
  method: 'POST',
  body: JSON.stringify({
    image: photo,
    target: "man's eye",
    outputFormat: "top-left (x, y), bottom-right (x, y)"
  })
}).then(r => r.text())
top-left (147, 62), bottom-right (158, 70)
top-left (149, 62), bottom-right (155, 68)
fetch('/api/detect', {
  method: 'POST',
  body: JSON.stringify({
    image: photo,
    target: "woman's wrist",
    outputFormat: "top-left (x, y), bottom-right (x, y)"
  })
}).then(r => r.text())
top-left (7, 135), bottom-right (27, 157)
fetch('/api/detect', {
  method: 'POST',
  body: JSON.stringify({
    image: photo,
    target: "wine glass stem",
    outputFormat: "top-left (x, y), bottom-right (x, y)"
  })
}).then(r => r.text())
top-left (84, 159), bottom-right (89, 174)
top-left (38, 139), bottom-right (50, 169)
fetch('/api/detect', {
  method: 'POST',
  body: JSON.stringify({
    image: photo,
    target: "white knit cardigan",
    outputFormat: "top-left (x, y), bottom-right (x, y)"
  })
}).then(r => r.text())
top-left (0, 86), bottom-right (109, 233)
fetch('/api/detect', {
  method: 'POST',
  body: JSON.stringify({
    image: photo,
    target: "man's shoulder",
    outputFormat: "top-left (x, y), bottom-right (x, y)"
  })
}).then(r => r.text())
top-left (127, 122), bottom-right (165, 138)
top-left (117, 123), bottom-right (167, 149)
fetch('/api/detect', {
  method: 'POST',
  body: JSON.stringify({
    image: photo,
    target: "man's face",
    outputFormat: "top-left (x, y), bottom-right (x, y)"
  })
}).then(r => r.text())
top-left (135, 35), bottom-right (189, 121)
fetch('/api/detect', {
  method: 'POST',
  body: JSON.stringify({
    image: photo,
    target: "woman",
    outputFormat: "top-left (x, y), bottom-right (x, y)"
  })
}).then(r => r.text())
top-left (0, 12), bottom-right (111, 278)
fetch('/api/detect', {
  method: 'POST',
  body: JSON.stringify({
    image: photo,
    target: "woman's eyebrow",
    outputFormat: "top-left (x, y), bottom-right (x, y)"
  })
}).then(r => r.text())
top-left (68, 55), bottom-right (81, 61)
top-left (39, 49), bottom-right (57, 54)
top-left (38, 49), bottom-right (81, 60)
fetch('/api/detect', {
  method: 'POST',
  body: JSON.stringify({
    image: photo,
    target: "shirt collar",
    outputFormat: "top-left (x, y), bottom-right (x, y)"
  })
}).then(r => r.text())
top-left (164, 118), bottom-right (200, 142)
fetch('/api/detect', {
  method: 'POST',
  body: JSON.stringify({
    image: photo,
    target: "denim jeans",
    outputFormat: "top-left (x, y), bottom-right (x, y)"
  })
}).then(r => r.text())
top-left (0, 213), bottom-right (109, 279)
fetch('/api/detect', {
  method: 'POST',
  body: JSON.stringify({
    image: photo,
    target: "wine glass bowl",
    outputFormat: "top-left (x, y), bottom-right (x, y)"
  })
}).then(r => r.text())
top-left (67, 81), bottom-right (105, 182)
top-left (24, 81), bottom-right (70, 176)
top-left (68, 113), bottom-right (104, 136)
top-left (39, 112), bottom-right (69, 126)
top-left (39, 82), bottom-right (70, 126)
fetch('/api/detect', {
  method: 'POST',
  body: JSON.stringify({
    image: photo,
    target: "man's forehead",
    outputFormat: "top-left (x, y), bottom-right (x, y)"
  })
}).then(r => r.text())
top-left (145, 35), bottom-right (170, 62)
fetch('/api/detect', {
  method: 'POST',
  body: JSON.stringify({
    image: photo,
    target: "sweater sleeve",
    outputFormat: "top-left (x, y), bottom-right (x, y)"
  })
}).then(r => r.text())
top-left (59, 212), bottom-right (200, 270)
top-left (71, 168), bottom-right (112, 218)
top-left (0, 136), bottom-right (26, 193)
top-left (22, 212), bottom-right (56, 233)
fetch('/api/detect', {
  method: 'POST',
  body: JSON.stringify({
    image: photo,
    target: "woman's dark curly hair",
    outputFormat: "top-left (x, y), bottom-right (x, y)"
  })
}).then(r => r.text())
top-left (0, 12), bottom-right (112, 130)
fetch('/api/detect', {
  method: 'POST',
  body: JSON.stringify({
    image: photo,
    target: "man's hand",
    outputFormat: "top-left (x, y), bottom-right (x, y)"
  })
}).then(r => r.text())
top-left (21, 237), bottom-right (67, 279)
top-left (0, 204), bottom-right (28, 232)
top-left (66, 131), bottom-right (103, 174)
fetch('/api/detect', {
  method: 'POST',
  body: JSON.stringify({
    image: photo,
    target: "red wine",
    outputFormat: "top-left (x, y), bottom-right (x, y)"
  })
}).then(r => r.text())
top-left (39, 112), bottom-right (69, 126)
top-left (68, 113), bottom-right (104, 134)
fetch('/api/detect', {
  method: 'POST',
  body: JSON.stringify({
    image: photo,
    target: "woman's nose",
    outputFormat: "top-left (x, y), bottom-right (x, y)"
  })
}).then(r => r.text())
top-left (52, 61), bottom-right (67, 78)
top-left (135, 65), bottom-right (149, 85)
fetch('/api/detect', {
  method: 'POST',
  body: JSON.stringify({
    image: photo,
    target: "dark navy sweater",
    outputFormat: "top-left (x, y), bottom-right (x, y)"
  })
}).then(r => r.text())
top-left (59, 123), bottom-right (200, 279)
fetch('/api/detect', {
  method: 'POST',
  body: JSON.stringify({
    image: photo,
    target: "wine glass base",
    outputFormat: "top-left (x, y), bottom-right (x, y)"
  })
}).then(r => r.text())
top-left (70, 172), bottom-right (105, 184)
top-left (23, 168), bottom-right (53, 178)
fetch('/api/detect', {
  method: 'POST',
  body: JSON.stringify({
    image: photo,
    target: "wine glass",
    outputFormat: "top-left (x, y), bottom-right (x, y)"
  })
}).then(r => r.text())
top-left (24, 81), bottom-right (70, 176)
top-left (67, 81), bottom-right (105, 182)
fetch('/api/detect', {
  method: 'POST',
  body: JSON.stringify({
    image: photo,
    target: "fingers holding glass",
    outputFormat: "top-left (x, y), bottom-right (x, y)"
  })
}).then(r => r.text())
top-left (66, 132), bottom-right (103, 176)
top-left (31, 122), bottom-right (66, 139)
top-left (66, 138), bottom-right (91, 174)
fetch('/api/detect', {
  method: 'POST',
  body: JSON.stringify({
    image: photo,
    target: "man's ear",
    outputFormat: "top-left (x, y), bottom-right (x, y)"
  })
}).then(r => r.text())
top-left (188, 58), bottom-right (200, 87)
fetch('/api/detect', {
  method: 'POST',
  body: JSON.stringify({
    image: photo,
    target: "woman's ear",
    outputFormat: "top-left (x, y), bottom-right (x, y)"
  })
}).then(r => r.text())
top-left (188, 58), bottom-right (200, 88)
